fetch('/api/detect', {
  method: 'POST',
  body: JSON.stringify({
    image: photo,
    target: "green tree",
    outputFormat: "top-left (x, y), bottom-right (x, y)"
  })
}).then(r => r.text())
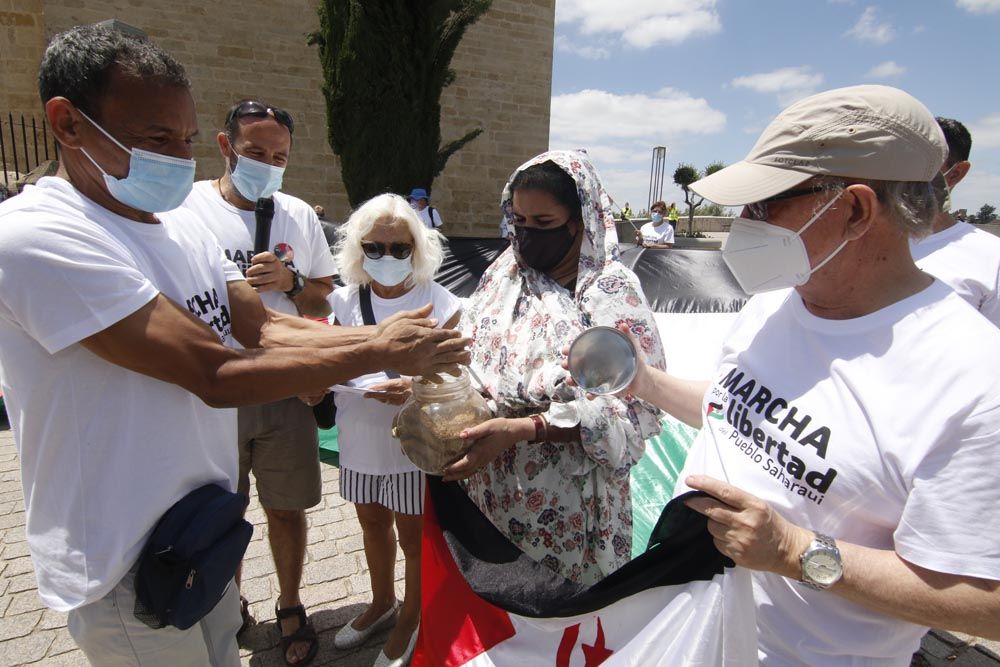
top-left (673, 161), bottom-right (724, 236)
top-left (308, 0), bottom-right (491, 208)
top-left (970, 204), bottom-right (997, 224)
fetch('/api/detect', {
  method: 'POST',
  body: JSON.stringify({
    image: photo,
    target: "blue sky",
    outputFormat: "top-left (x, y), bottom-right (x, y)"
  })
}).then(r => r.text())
top-left (548, 0), bottom-right (1000, 215)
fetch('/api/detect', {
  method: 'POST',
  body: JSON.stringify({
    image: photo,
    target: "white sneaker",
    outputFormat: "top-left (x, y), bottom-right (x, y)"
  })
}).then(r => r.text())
top-left (333, 602), bottom-right (398, 650)
top-left (373, 624), bottom-right (418, 667)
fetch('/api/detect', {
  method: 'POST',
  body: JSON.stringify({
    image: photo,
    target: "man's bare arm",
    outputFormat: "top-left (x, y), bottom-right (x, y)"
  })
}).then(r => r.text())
top-left (83, 292), bottom-right (470, 408)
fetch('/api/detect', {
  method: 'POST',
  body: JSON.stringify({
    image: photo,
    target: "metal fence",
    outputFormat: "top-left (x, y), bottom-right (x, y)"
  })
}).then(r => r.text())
top-left (1, 113), bottom-right (58, 192)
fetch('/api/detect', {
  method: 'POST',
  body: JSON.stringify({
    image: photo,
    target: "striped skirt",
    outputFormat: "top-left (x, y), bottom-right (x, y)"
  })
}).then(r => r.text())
top-left (339, 467), bottom-right (425, 515)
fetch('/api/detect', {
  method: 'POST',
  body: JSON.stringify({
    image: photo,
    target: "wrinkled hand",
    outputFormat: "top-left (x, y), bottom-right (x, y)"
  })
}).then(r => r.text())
top-left (376, 304), bottom-right (437, 337)
top-left (683, 475), bottom-right (810, 578)
top-left (364, 377), bottom-right (412, 405)
top-left (298, 390), bottom-right (327, 407)
top-left (246, 252), bottom-right (293, 293)
top-left (441, 417), bottom-right (533, 482)
top-left (377, 306), bottom-right (471, 378)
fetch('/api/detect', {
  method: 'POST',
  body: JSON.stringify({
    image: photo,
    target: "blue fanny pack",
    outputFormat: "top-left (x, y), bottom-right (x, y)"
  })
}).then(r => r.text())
top-left (134, 483), bottom-right (253, 630)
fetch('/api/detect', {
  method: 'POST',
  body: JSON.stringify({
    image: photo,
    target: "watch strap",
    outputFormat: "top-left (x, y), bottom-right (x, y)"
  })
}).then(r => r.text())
top-left (800, 531), bottom-right (841, 590)
top-left (284, 268), bottom-right (305, 298)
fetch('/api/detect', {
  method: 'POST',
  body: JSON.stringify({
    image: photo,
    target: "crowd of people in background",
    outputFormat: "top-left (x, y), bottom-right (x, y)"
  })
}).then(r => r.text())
top-left (0, 22), bottom-right (999, 667)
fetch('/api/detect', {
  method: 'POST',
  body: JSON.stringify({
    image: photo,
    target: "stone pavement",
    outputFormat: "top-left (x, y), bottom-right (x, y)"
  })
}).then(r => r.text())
top-left (0, 424), bottom-right (996, 666)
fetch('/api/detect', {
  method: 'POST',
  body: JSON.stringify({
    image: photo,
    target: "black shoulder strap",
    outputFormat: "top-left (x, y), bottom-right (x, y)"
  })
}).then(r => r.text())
top-left (359, 284), bottom-right (400, 379)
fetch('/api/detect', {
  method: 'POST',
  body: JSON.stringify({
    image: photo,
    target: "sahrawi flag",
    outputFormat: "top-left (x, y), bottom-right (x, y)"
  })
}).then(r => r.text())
top-left (412, 477), bottom-right (757, 666)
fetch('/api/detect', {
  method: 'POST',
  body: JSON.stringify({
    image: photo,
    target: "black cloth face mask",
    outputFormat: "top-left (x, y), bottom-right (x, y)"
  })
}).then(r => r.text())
top-left (514, 222), bottom-right (578, 272)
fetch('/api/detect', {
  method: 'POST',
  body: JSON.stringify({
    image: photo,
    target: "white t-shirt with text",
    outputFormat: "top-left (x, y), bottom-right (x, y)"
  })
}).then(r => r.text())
top-left (180, 180), bottom-right (337, 316)
top-left (640, 220), bottom-right (675, 245)
top-left (910, 220), bottom-right (1000, 327)
top-left (675, 283), bottom-right (1000, 666)
top-left (328, 281), bottom-right (460, 474)
top-left (0, 177), bottom-right (242, 611)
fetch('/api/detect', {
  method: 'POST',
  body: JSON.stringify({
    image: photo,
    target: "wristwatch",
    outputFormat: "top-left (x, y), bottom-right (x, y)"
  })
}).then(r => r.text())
top-left (799, 531), bottom-right (843, 590)
top-left (284, 269), bottom-right (306, 298)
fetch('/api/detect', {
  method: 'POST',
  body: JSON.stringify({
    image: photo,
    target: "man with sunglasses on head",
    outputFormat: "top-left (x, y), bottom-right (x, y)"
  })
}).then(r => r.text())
top-left (614, 85), bottom-right (1000, 664)
top-left (909, 117), bottom-right (1000, 327)
top-left (177, 99), bottom-right (337, 665)
top-left (0, 26), bottom-right (470, 666)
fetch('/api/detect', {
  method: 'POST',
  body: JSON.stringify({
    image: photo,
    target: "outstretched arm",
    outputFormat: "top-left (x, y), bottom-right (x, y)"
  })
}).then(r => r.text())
top-left (82, 285), bottom-right (470, 408)
top-left (684, 475), bottom-right (1000, 640)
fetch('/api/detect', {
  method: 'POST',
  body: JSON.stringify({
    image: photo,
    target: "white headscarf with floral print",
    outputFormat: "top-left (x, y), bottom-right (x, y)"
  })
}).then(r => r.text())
top-left (461, 150), bottom-right (665, 439)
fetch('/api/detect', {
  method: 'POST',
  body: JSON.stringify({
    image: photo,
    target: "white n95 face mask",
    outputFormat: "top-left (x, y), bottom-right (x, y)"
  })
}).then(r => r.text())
top-left (722, 191), bottom-right (846, 294)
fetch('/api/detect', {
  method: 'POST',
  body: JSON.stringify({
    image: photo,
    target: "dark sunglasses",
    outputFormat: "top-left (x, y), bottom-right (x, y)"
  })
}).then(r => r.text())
top-left (745, 183), bottom-right (843, 221)
top-left (224, 101), bottom-right (294, 135)
top-left (361, 241), bottom-right (413, 260)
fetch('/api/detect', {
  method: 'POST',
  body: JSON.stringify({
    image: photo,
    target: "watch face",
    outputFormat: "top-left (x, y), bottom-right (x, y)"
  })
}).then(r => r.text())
top-left (804, 551), bottom-right (843, 586)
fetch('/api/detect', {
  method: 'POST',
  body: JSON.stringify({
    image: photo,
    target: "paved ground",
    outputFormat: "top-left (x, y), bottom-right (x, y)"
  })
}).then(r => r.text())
top-left (0, 424), bottom-right (996, 666)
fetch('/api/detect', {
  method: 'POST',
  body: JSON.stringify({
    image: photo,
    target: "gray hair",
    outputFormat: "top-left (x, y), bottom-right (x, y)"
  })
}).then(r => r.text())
top-left (334, 193), bottom-right (445, 286)
top-left (819, 178), bottom-right (941, 239)
top-left (38, 24), bottom-right (189, 119)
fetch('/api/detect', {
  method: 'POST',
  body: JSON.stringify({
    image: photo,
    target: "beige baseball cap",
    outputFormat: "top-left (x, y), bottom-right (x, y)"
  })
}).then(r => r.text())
top-left (691, 85), bottom-right (948, 206)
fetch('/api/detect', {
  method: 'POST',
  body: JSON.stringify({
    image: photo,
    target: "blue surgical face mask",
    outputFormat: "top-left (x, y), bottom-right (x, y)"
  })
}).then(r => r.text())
top-left (363, 255), bottom-right (413, 288)
top-left (228, 146), bottom-right (285, 200)
top-left (77, 110), bottom-right (196, 213)
top-left (651, 212), bottom-right (664, 224)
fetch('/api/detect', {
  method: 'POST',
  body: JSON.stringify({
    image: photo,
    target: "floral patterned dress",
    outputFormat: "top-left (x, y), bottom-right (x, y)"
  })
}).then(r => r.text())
top-left (460, 151), bottom-right (666, 585)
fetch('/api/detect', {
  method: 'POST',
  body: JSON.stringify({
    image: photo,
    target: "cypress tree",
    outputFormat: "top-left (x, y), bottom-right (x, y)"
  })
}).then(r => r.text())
top-left (308, 0), bottom-right (492, 208)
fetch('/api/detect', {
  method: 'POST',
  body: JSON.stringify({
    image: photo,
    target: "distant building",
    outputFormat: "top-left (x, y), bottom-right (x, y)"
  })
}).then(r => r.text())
top-left (0, 0), bottom-right (555, 237)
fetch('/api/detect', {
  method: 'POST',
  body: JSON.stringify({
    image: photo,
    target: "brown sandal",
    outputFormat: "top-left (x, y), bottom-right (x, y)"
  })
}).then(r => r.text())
top-left (275, 603), bottom-right (319, 667)
top-left (237, 595), bottom-right (256, 639)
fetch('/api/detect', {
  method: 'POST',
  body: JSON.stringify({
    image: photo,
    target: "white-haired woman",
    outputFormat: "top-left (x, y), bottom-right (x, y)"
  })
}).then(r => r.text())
top-left (329, 193), bottom-right (460, 667)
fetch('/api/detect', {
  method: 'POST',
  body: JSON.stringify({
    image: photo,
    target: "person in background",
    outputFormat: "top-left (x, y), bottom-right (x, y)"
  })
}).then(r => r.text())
top-left (408, 187), bottom-right (443, 230)
top-left (621, 201), bottom-right (633, 221)
top-left (909, 117), bottom-right (1000, 327)
top-left (445, 151), bottom-right (665, 585)
top-left (314, 204), bottom-right (339, 251)
top-left (0, 24), bottom-right (470, 667)
top-left (178, 98), bottom-right (335, 666)
top-left (609, 85), bottom-right (1000, 665)
top-left (329, 193), bottom-right (460, 667)
top-left (637, 200), bottom-right (675, 249)
top-left (667, 202), bottom-right (680, 228)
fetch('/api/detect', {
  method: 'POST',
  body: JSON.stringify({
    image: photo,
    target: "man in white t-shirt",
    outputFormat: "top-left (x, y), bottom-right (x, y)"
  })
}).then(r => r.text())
top-left (909, 117), bottom-right (1000, 327)
top-left (409, 187), bottom-right (443, 230)
top-left (637, 200), bottom-right (675, 248)
top-left (0, 26), bottom-right (470, 666)
top-left (178, 98), bottom-right (337, 664)
top-left (619, 86), bottom-right (1000, 665)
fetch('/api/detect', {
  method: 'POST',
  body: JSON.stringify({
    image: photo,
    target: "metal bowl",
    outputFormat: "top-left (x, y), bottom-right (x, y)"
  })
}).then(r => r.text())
top-left (567, 326), bottom-right (637, 395)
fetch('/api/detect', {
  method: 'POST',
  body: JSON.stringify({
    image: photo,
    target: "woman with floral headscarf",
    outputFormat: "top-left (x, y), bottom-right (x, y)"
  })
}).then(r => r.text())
top-left (442, 151), bottom-right (666, 585)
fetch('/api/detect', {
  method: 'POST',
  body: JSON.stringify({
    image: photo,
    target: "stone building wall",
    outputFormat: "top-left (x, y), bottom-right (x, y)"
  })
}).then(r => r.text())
top-left (1, 0), bottom-right (554, 236)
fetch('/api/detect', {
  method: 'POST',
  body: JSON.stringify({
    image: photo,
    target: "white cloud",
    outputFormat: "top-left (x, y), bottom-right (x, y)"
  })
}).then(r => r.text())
top-left (551, 88), bottom-right (726, 148)
top-left (554, 34), bottom-right (611, 60)
top-left (957, 0), bottom-right (1000, 14)
top-left (731, 66), bottom-right (824, 107)
top-left (969, 113), bottom-right (1000, 149)
top-left (556, 0), bottom-right (722, 49)
top-left (865, 60), bottom-right (906, 79)
top-left (846, 6), bottom-right (895, 44)
top-left (549, 88), bottom-right (727, 211)
top-left (912, 25), bottom-right (926, 33)
top-left (952, 170), bottom-right (1000, 213)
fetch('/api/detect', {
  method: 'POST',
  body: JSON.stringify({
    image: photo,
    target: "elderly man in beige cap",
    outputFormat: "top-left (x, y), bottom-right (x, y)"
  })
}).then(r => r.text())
top-left (616, 85), bottom-right (1000, 665)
